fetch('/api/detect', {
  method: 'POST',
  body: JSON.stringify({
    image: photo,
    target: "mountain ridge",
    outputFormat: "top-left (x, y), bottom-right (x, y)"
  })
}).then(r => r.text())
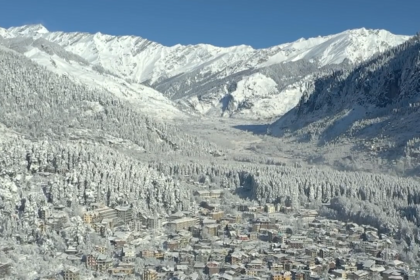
top-left (0, 24), bottom-right (412, 119)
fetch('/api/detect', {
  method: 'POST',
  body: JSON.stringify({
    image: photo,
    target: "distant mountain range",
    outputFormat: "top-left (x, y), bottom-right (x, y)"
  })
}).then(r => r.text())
top-left (0, 24), bottom-right (411, 120)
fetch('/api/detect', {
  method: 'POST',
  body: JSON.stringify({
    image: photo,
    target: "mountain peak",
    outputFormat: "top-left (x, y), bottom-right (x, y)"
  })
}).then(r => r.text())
top-left (341, 27), bottom-right (409, 38)
top-left (5, 24), bottom-right (49, 37)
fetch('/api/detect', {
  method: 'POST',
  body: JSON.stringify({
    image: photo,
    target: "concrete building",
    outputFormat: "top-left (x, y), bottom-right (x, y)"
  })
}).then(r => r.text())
top-left (83, 211), bottom-right (99, 224)
top-left (86, 252), bottom-right (113, 272)
top-left (115, 205), bottom-right (132, 224)
top-left (38, 207), bottom-right (49, 220)
top-left (202, 224), bottom-right (219, 237)
top-left (143, 268), bottom-right (158, 280)
top-left (167, 217), bottom-right (198, 231)
top-left (264, 204), bottom-right (276, 213)
top-left (147, 216), bottom-right (162, 230)
top-left (122, 245), bottom-right (136, 262)
top-left (194, 189), bottom-right (223, 199)
top-left (205, 261), bottom-right (220, 276)
top-left (271, 271), bottom-right (291, 280)
top-left (96, 206), bottom-right (118, 220)
top-left (63, 266), bottom-right (80, 280)
top-left (210, 210), bottom-right (224, 221)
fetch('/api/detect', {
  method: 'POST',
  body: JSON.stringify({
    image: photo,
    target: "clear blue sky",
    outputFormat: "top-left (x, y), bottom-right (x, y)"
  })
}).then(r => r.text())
top-left (0, 0), bottom-right (418, 48)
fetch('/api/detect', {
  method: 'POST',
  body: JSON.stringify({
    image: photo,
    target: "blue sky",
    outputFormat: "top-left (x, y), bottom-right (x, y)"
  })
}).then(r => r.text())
top-left (0, 0), bottom-right (418, 48)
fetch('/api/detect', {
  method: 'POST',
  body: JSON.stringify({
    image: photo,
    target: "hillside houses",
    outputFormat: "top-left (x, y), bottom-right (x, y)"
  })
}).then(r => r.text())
top-left (5, 188), bottom-right (415, 280)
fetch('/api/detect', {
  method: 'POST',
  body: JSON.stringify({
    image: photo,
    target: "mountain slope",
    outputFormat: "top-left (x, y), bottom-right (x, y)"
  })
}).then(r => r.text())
top-left (0, 44), bottom-right (222, 160)
top-left (0, 36), bottom-right (185, 119)
top-left (0, 24), bottom-right (411, 119)
top-left (269, 35), bottom-right (420, 174)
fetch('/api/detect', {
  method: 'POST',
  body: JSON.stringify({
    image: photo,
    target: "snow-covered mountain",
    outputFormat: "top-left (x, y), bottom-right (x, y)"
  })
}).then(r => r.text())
top-left (0, 35), bottom-right (185, 120)
top-left (269, 35), bottom-right (420, 174)
top-left (0, 24), bottom-right (411, 119)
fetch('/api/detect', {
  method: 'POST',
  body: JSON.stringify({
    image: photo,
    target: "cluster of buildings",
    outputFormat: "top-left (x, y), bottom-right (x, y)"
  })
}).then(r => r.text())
top-left (1, 187), bottom-right (418, 280)
top-left (59, 188), bottom-right (415, 280)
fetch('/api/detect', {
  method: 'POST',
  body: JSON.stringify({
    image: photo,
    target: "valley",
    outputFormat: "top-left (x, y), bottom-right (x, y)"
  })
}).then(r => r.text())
top-left (0, 24), bottom-right (420, 279)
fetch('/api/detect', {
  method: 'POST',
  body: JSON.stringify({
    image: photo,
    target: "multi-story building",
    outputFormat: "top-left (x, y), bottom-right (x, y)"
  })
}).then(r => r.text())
top-left (194, 189), bottom-right (223, 199)
top-left (202, 224), bottom-right (219, 237)
top-left (115, 205), bottom-right (132, 224)
top-left (237, 205), bottom-right (250, 212)
top-left (94, 245), bottom-right (107, 254)
top-left (249, 232), bottom-right (258, 240)
top-left (167, 217), bottom-right (198, 231)
top-left (271, 271), bottom-right (291, 280)
top-left (154, 251), bottom-right (164, 259)
top-left (86, 252), bottom-right (112, 272)
top-left (224, 214), bottom-right (242, 224)
top-left (122, 245), bottom-right (136, 262)
top-left (141, 250), bottom-right (155, 258)
top-left (210, 210), bottom-right (224, 221)
top-left (109, 266), bottom-right (134, 276)
top-left (96, 206), bottom-right (118, 221)
top-left (83, 211), bottom-right (98, 224)
top-left (205, 261), bottom-right (220, 276)
top-left (265, 204), bottom-right (276, 213)
top-left (166, 240), bottom-right (179, 251)
top-left (143, 268), bottom-right (158, 280)
top-left (319, 248), bottom-right (334, 259)
top-left (252, 223), bottom-right (261, 232)
top-left (38, 207), bottom-right (49, 220)
top-left (147, 217), bottom-right (162, 230)
top-left (291, 270), bottom-right (305, 280)
top-left (288, 240), bottom-right (304, 249)
top-left (63, 266), bottom-right (80, 280)
top-left (305, 247), bottom-right (318, 259)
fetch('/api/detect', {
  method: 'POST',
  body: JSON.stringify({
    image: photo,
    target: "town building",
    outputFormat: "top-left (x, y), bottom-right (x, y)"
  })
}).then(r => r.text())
top-left (167, 217), bottom-right (198, 231)
top-left (143, 268), bottom-right (158, 280)
top-left (147, 216), bottom-right (162, 230)
top-left (264, 204), bottom-right (276, 213)
top-left (194, 189), bottom-right (224, 199)
top-left (210, 210), bottom-right (224, 221)
top-left (115, 205), bottom-right (133, 224)
top-left (63, 266), bottom-right (80, 280)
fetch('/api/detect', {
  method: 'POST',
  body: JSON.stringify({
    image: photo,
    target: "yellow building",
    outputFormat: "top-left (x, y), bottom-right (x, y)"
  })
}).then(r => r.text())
top-left (94, 245), bottom-right (107, 254)
top-left (154, 251), bottom-right (164, 259)
top-left (141, 250), bottom-right (155, 258)
top-left (264, 204), bottom-right (276, 213)
top-left (143, 268), bottom-right (158, 280)
top-left (271, 272), bottom-right (291, 280)
top-left (83, 211), bottom-right (101, 224)
top-left (210, 210), bottom-right (224, 221)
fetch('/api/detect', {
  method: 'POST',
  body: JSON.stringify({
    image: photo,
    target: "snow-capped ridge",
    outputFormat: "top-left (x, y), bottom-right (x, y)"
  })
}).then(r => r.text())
top-left (6, 24), bottom-right (49, 37)
top-left (0, 24), bottom-right (412, 120)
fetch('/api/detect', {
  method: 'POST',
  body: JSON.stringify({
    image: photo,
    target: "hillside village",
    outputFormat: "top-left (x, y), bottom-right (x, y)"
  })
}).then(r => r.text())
top-left (0, 185), bottom-right (417, 280)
